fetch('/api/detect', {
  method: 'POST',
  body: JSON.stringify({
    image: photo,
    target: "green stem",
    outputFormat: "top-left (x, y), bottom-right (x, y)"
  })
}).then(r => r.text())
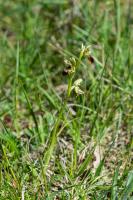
top-left (67, 75), bottom-right (73, 97)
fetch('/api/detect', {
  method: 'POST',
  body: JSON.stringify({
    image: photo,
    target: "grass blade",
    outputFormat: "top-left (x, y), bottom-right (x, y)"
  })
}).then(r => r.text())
top-left (121, 170), bottom-right (133, 200)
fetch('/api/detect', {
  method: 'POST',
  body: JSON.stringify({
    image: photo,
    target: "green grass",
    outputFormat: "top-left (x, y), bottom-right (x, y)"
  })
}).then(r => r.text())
top-left (0, 0), bottom-right (133, 199)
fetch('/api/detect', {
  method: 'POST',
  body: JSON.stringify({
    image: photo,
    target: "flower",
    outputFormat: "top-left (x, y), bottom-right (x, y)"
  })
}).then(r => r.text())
top-left (64, 57), bottom-right (76, 75)
top-left (71, 78), bottom-right (84, 95)
top-left (81, 44), bottom-right (91, 57)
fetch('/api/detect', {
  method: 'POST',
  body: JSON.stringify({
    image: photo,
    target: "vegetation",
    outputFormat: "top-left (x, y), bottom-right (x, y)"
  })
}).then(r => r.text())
top-left (0, 0), bottom-right (133, 199)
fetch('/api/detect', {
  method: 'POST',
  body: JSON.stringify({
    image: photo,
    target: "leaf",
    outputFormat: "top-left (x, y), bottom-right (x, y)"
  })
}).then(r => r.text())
top-left (111, 164), bottom-right (121, 200)
top-left (76, 150), bottom-right (94, 177)
top-left (94, 158), bottom-right (104, 177)
top-left (93, 145), bottom-right (102, 173)
top-left (121, 170), bottom-right (133, 200)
